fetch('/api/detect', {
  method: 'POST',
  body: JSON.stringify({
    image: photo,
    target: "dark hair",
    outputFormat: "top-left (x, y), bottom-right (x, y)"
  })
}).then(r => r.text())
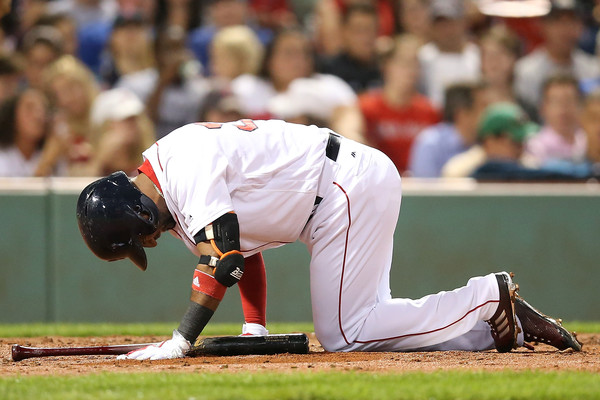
top-left (0, 91), bottom-right (48, 149)
top-left (258, 27), bottom-right (313, 81)
top-left (155, 0), bottom-right (202, 31)
top-left (342, 3), bottom-right (378, 25)
top-left (443, 81), bottom-right (488, 122)
top-left (541, 73), bottom-right (582, 101)
top-left (0, 95), bottom-right (19, 148)
top-left (0, 54), bottom-right (21, 76)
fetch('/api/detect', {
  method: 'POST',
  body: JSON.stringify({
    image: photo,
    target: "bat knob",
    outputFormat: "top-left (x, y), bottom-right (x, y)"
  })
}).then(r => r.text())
top-left (11, 344), bottom-right (24, 362)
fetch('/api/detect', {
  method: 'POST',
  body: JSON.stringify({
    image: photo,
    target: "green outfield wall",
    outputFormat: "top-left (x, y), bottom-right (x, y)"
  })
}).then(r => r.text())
top-left (1, 178), bottom-right (599, 324)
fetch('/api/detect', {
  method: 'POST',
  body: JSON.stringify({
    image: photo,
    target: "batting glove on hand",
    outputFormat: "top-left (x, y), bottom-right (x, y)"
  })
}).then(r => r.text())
top-left (240, 323), bottom-right (269, 336)
top-left (117, 330), bottom-right (191, 360)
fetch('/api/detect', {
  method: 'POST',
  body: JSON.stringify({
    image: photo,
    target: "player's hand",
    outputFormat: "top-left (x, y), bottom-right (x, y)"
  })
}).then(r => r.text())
top-left (240, 323), bottom-right (269, 336)
top-left (117, 330), bottom-right (191, 360)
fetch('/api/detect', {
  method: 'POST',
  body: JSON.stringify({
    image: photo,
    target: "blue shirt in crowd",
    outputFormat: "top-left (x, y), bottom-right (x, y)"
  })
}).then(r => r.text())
top-left (409, 122), bottom-right (469, 178)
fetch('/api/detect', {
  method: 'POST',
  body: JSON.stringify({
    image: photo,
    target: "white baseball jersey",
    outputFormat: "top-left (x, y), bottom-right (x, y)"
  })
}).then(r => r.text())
top-left (141, 119), bottom-right (518, 352)
top-left (141, 119), bottom-right (330, 257)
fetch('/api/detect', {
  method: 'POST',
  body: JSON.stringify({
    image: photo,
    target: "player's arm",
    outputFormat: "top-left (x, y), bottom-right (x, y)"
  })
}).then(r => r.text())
top-left (119, 213), bottom-right (245, 360)
top-left (178, 212), bottom-right (246, 343)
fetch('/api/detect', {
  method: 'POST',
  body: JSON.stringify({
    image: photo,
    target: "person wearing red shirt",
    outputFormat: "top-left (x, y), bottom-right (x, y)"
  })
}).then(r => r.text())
top-left (359, 34), bottom-right (440, 173)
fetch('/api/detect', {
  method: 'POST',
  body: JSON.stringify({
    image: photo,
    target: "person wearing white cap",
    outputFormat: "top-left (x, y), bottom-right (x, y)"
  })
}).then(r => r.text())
top-left (90, 88), bottom-right (156, 176)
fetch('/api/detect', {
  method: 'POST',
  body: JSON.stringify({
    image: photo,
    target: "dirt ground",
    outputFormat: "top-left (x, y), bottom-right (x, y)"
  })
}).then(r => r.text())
top-left (2, 333), bottom-right (599, 376)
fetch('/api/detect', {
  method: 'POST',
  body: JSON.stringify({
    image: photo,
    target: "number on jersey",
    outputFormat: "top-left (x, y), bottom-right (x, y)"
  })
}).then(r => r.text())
top-left (197, 119), bottom-right (258, 132)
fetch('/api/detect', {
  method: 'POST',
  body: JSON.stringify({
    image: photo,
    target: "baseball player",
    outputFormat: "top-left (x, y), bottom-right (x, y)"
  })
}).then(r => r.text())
top-left (77, 119), bottom-right (581, 360)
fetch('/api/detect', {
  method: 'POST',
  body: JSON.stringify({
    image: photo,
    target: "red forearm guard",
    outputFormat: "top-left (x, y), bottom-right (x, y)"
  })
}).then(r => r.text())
top-left (192, 269), bottom-right (227, 301)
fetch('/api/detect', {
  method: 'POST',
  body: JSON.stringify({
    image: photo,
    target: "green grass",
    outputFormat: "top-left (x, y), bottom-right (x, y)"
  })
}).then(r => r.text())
top-left (2, 322), bottom-right (598, 400)
top-left (0, 322), bottom-right (316, 338)
top-left (1, 371), bottom-right (599, 400)
top-left (0, 321), bottom-right (596, 338)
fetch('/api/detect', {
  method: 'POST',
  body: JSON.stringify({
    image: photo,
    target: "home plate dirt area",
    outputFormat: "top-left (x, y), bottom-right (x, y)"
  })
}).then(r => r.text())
top-left (2, 333), bottom-right (599, 376)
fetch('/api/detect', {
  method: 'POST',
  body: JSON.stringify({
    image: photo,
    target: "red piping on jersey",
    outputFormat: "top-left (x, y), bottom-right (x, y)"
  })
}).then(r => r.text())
top-left (156, 142), bottom-right (164, 171)
top-left (333, 181), bottom-right (352, 346)
top-left (138, 158), bottom-right (162, 193)
top-left (353, 299), bottom-right (500, 344)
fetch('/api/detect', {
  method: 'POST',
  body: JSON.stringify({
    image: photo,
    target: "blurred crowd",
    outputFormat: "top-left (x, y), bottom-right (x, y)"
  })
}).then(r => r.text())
top-left (0, 0), bottom-right (600, 181)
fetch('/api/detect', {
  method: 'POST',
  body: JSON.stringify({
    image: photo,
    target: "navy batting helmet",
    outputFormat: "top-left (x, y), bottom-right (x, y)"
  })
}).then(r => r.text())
top-left (76, 171), bottom-right (159, 271)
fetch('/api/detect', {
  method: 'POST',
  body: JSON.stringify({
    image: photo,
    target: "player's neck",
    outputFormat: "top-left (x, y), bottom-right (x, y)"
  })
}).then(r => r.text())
top-left (132, 174), bottom-right (166, 210)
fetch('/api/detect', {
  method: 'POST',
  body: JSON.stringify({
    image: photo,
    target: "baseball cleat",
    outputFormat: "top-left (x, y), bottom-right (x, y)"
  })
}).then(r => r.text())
top-left (514, 296), bottom-right (582, 351)
top-left (486, 272), bottom-right (520, 353)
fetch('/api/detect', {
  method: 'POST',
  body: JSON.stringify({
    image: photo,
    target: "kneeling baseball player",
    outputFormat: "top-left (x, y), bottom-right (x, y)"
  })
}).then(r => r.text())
top-left (77, 119), bottom-right (581, 360)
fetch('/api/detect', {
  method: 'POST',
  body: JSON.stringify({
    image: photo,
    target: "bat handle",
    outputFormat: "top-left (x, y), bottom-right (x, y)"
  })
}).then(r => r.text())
top-left (11, 343), bottom-right (151, 362)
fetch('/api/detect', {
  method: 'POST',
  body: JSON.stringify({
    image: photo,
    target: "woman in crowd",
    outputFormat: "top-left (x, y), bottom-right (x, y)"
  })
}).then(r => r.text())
top-left (479, 26), bottom-right (536, 119)
top-left (231, 28), bottom-right (365, 142)
top-left (210, 24), bottom-right (264, 84)
top-left (0, 89), bottom-right (58, 177)
top-left (37, 55), bottom-right (99, 176)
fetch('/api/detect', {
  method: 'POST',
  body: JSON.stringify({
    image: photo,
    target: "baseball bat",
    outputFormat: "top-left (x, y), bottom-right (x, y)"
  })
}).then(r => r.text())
top-left (11, 333), bottom-right (309, 362)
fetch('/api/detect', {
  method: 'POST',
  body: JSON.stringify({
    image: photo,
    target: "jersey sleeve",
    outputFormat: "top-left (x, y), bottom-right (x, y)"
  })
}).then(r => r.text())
top-left (161, 132), bottom-right (235, 238)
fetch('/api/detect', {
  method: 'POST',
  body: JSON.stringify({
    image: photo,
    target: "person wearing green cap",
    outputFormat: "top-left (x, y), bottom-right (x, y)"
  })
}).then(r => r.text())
top-left (443, 102), bottom-right (536, 178)
top-left (471, 102), bottom-right (588, 181)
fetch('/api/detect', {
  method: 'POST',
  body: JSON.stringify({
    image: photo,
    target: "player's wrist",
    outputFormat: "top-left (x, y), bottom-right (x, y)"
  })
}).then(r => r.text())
top-left (178, 301), bottom-right (215, 344)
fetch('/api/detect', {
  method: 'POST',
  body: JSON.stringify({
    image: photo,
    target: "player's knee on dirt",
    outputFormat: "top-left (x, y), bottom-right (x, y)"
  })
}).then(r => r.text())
top-left (195, 212), bottom-right (245, 287)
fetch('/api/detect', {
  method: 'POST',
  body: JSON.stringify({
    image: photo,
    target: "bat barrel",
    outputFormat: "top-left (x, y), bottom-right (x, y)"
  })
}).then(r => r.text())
top-left (188, 333), bottom-right (310, 357)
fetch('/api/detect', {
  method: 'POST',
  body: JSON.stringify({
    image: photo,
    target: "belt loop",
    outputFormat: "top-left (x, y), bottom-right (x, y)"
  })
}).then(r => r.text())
top-left (326, 133), bottom-right (341, 162)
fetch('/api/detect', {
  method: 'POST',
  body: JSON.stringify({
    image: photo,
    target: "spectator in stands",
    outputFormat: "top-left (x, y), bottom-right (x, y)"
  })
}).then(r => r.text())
top-left (232, 28), bottom-right (365, 142)
top-left (528, 89), bottom-right (600, 179)
top-left (442, 102), bottom-right (538, 178)
top-left (248, 0), bottom-right (297, 30)
top-left (514, 0), bottom-right (599, 117)
top-left (526, 74), bottom-right (586, 167)
top-left (267, 76), bottom-right (342, 127)
top-left (471, 102), bottom-right (583, 181)
top-left (0, 89), bottom-right (58, 177)
top-left (46, 0), bottom-right (118, 27)
top-left (187, 0), bottom-right (272, 75)
top-left (198, 86), bottom-right (244, 122)
top-left (397, 0), bottom-right (431, 42)
top-left (34, 13), bottom-right (79, 56)
top-left (315, 0), bottom-right (396, 56)
top-left (418, 0), bottom-right (480, 108)
top-left (210, 24), bottom-right (264, 84)
top-left (479, 26), bottom-right (536, 118)
top-left (102, 13), bottom-right (157, 101)
top-left (154, 0), bottom-right (202, 33)
top-left (77, 2), bottom-right (156, 77)
top-left (0, 54), bottom-right (22, 103)
top-left (90, 87), bottom-right (156, 176)
top-left (318, 3), bottom-right (382, 93)
top-left (359, 34), bottom-right (440, 173)
top-left (147, 25), bottom-right (209, 138)
top-left (38, 55), bottom-right (99, 176)
top-left (409, 81), bottom-right (490, 177)
top-left (20, 26), bottom-right (64, 90)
